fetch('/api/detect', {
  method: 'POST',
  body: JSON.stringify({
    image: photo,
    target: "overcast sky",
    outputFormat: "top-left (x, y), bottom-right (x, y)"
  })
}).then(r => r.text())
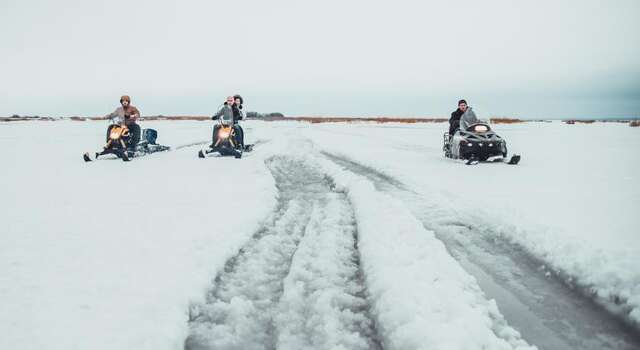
top-left (1, 0), bottom-right (638, 118)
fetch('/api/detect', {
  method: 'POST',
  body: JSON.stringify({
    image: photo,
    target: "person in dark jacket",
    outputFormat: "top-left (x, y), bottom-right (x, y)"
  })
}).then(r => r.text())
top-left (449, 99), bottom-right (468, 136)
top-left (232, 95), bottom-right (244, 147)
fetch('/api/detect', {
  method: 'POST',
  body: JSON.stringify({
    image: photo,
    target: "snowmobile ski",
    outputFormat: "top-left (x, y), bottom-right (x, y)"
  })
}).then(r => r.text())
top-left (507, 154), bottom-right (521, 165)
top-left (198, 147), bottom-right (243, 159)
top-left (82, 145), bottom-right (171, 162)
top-left (84, 127), bottom-right (171, 163)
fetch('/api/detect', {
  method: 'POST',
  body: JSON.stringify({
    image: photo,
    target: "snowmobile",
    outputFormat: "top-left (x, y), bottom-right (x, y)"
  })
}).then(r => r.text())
top-left (198, 119), bottom-right (253, 159)
top-left (443, 122), bottom-right (520, 165)
top-left (83, 124), bottom-right (170, 162)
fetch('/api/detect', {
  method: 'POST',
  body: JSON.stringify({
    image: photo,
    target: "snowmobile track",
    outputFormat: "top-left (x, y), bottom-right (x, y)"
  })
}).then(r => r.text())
top-left (321, 151), bottom-right (640, 350)
top-left (185, 156), bottom-right (380, 350)
top-left (174, 140), bottom-right (210, 150)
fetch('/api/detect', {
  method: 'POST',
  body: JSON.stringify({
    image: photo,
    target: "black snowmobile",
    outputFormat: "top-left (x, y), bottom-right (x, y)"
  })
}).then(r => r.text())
top-left (443, 122), bottom-right (520, 165)
top-left (198, 118), bottom-right (253, 159)
top-left (83, 123), bottom-right (170, 162)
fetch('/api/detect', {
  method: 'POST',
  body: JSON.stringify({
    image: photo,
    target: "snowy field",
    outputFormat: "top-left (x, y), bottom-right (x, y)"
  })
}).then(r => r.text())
top-left (1, 120), bottom-right (638, 350)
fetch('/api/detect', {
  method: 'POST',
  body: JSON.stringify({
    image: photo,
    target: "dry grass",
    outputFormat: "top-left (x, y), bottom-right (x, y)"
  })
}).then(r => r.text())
top-left (0, 116), bottom-right (55, 122)
top-left (141, 115), bottom-right (210, 121)
top-left (266, 116), bottom-right (448, 124)
top-left (489, 118), bottom-right (526, 124)
top-left (5, 115), bottom-right (633, 126)
top-left (564, 119), bottom-right (596, 124)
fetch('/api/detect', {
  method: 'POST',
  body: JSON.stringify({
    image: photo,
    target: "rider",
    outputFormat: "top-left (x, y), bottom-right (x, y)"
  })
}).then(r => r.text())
top-left (211, 96), bottom-right (237, 147)
top-left (105, 95), bottom-right (141, 149)
top-left (449, 99), bottom-right (467, 136)
top-left (232, 94), bottom-right (244, 147)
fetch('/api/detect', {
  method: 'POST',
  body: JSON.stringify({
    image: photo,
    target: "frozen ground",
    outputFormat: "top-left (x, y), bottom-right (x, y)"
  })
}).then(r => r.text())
top-left (0, 120), bottom-right (638, 349)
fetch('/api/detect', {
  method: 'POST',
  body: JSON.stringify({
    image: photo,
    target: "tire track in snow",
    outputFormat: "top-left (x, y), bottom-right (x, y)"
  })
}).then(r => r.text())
top-left (321, 151), bottom-right (640, 350)
top-left (185, 156), bottom-right (379, 350)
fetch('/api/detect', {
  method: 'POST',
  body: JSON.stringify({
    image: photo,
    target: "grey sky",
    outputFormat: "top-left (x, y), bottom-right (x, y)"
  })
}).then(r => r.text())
top-left (1, 0), bottom-right (638, 118)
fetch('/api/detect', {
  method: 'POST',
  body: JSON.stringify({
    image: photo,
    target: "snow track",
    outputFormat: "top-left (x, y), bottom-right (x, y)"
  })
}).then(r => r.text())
top-left (321, 151), bottom-right (640, 350)
top-left (185, 156), bottom-right (379, 350)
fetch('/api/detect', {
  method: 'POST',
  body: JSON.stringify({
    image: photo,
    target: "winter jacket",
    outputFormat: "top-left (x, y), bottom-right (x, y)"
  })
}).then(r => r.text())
top-left (449, 108), bottom-right (465, 135)
top-left (212, 104), bottom-right (235, 125)
top-left (106, 106), bottom-right (141, 125)
top-left (459, 107), bottom-right (479, 131)
top-left (232, 104), bottom-right (244, 124)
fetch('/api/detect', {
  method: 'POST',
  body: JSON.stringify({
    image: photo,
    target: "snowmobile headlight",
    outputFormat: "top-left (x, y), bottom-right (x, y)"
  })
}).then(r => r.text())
top-left (489, 143), bottom-right (493, 147)
top-left (110, 129), bottom-right (121, 140)
top-left (467, 142), bottom-right (473, 146)
top-left (473, 125), bottom-right (489, 133)
top-left (479, 143), bottom-right (483, 147)
top-left (218, 129), bottom-right (231, 139)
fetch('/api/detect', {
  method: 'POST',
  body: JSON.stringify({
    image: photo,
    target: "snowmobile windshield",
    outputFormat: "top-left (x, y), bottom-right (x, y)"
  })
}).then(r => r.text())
top-left (220, 114), bottom-right (233, 126)
top-left (460, 107), bottom-right (491, 132)
top-left (110, 115), bottom-right (125, 125)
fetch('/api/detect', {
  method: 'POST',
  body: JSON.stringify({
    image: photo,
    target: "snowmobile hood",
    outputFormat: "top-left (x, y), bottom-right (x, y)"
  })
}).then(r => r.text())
top-left (459, 123), bottom-right (503, 141)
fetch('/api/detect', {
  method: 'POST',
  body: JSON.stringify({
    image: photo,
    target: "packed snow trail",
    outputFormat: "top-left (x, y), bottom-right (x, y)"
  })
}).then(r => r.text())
top-left (300, 122), bottom-right (640, 329)
top-left (307, 149), bottom-right (534, 350)
top-left (186, 156), bottom-right (379, 350)
top-left (321, 151), bottom-right (640, 350)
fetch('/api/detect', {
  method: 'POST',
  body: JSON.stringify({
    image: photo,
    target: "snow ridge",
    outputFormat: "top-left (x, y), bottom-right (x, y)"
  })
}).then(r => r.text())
top-left (186, 156), bottom-right (380, 350)
top-left (275, 179), bottom-right (381, 350)
top-left (300, 148), bottom-right (535, 350)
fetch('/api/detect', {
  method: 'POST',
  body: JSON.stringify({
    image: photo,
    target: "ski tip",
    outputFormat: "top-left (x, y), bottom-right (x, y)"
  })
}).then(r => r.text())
top-left (198, 150), bottom-right (205, 158)
top-left (83, 152), bottom-right (92, 162)
top-left (508, 154), bottom-right (521, 165)
top-left (465, 157), bottom-right (479, 165)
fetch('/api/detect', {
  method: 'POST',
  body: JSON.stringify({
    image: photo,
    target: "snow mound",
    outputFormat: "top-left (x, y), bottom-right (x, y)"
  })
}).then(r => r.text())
top-left (284, 144), bottom-right (537, 350)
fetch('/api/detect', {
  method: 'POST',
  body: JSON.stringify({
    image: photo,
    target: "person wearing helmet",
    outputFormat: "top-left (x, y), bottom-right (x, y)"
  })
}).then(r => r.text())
top-left (210, 96), bottom-right (237, 147)
top-left (105, 95), bottom-right (141, 149)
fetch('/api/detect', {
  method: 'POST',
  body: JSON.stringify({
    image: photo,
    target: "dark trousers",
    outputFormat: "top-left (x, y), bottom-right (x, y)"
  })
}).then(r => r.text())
top-left (449, 120), bottom-right (460, 136)
top-left (234, 124), bottom-right (244, 146)
top-left (127, 123), bottom-right (140, 148)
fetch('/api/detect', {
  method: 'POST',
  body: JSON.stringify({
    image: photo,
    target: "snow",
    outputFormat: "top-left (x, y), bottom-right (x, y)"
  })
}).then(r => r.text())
top-left (296, 120), bottom-right (640, 326)
top-left (0, 121), bottom-right (277, 349)
top-left (273, 166), bottom-right (377, 350)
top-left (305, 148), bottom-right (534, 349)
top-left (186, 155), bottom-right (376, 350)
top-left (1, 119), bottom-right (638, 349)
